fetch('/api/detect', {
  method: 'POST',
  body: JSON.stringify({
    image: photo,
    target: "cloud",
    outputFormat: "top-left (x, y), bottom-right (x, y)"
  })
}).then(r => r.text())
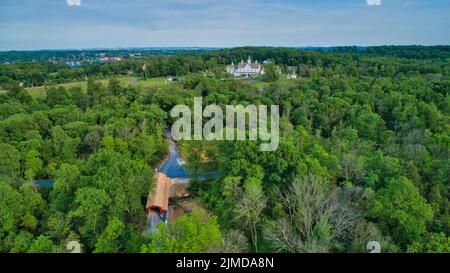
top-left (66, 0), bottom-right (81, 6)
top-left (367, 0), bottom-right (381, 6)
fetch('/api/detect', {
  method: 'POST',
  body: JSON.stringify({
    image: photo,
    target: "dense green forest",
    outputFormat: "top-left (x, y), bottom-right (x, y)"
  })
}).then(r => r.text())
top-left (0, 46), bottom-right (449, 253)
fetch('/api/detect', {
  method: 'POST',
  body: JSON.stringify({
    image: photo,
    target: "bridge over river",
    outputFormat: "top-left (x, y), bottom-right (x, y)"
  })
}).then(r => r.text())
top-left (32, 131), bottom-right (217, 234)
top-left (145, 132), bottom-right (218, 233)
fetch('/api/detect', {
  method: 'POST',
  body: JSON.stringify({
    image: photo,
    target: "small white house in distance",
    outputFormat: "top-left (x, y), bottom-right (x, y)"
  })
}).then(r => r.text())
top-left (287, 71), bottom-right (297, 79)
top-left (226, 56), bottom-right (265, 77)
top-left (165, 76), bottom-right (183, 82)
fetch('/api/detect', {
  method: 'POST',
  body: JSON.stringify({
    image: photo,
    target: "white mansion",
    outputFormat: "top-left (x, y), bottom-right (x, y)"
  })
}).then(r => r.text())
top-left (226, 56), bottom-right (265, 77)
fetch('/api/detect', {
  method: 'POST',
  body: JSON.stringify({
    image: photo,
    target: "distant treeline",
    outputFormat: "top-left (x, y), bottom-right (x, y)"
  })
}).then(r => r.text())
top-left (0, 48), bottom-right (217, 63)
top-left (366, 45), bottom-right (450, 59)
top-left (0, 46), bottom-right (449, 88)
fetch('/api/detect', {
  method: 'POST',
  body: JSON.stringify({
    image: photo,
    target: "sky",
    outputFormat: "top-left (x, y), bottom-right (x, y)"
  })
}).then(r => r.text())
top-left (0, 0), bottom-right (449, 50)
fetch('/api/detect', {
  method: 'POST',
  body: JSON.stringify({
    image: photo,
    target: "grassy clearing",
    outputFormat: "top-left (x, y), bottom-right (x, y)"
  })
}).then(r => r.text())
top-left (134, 77), bottom-right (170, 89)
top-left (25, 76), bottom-right (138, 99)
top-left (276, 78), bottom-right (301, 87)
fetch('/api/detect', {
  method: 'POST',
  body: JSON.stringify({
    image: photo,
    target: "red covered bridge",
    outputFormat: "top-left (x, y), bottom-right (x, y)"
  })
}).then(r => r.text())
top-left (145, 172), bottom-right (170, 214)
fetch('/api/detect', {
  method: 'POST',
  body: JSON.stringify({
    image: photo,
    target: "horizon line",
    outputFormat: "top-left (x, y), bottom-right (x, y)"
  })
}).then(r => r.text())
top-left (1, 44), bottom-right (449, 53)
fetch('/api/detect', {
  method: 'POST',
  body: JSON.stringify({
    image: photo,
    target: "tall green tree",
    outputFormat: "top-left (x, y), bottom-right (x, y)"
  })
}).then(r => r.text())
top-left (94, 218), bottom-right (126, 253)
top-left (28, 235), bottom-right (57, 253)
top-left (407, 232), bottom-right (450, 253)
top-left (367, 177), bottom-right (433, 247)
top-left (263, 64), bottom-right (279, 82)
top-left (141, 210), bottom-right (222, 253)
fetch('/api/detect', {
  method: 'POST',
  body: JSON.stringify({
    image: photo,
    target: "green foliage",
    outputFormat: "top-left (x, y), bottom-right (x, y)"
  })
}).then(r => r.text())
top-left (0, 144), bottom-right (21, 183)
top-left (24, 150), bottom-right (43, 181)
top-left (263, 64), bottom-right (279, 82)
top-left (407, 232), bottom-right (450, 253)
top-left (70, 187), bottom-right (111, 246)
top-left (141, 210), bottom-right (222, 253)
top-left (28, 235), bottom-right (57, 253)
top-left (0, 182), bottom-right (23, 236)
top-left (367, 177), bottom-right (434, 246)
top-left (51, 164), bottom-right (80, 212)
top-left (94, 218), bottom-right (126, 253)
top-left (9, 231), bottom-right (34, 253)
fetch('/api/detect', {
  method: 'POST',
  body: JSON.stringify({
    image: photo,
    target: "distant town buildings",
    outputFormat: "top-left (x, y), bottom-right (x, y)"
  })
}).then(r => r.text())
top-left (128, 52), bottom-right (142, 58)
top-left (226, 56), bottom-right (265, 77)
top-left (44, 52), bottom-right (126, 68)
top-left (99, 56), bottom-right (123, 62)
top-left (65, 61), bottom-right (82, 68)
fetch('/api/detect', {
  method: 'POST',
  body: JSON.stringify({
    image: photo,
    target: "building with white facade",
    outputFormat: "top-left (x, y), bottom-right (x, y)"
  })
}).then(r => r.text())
top-left (287, 71), bottom-right (297, 79)
top-left (226, 56), bottom-right (265, 77)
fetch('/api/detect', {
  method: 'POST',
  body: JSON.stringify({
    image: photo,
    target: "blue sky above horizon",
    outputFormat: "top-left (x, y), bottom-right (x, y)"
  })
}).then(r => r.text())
top-left (0, 0), bottom-right (449, 51)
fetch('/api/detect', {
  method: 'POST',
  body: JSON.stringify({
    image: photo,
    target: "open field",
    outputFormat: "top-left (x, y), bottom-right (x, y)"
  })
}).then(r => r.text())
top-left (25, 76), bottom-right (136, 99)
top-left (10, 77), bottom-right (294, 100)
top-left (134, 77), bottom-right (169, 89)
top-left (24, 76), bottom-right (171, 99)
